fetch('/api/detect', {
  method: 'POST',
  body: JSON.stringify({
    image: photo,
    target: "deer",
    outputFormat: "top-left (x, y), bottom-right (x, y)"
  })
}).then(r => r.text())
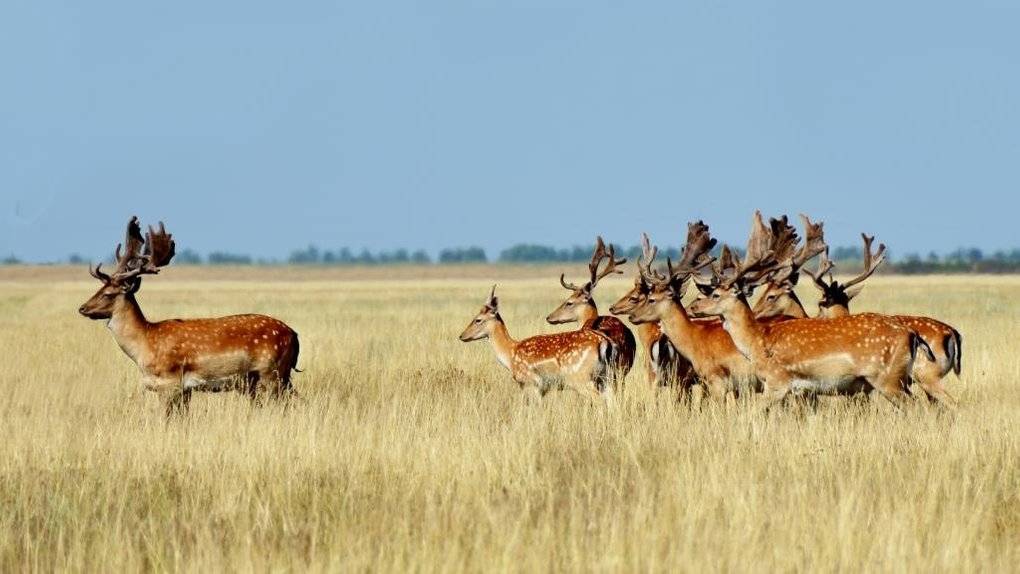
top-left (78, 217), bottom-right (301, 417)
top-left (687, 211), bottom-right (933, 409)
top-left (626, 221), bottom-right (764, 401)
top-left (796, 235), bottom-right (963, 407)
top-left (459, 286), bottom-right (617, 400)
top-left (607, 233), bottom-right (696, 394)
top-left (545, 236), bottom-right (636, 386)
top-left (749, 214), bottom-right (828, 320)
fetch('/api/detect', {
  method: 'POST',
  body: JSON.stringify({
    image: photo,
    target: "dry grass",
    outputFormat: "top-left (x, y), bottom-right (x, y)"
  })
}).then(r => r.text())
top-left (0, 268), bottom-right (1017, 572)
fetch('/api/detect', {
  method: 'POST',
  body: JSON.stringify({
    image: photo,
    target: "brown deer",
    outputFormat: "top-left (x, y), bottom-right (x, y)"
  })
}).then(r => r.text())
top-left (78, 217), bottom-right (301, 416)
top-left (460, 286), bottom-right (616, 399)
top-left (545, 237), bottom-right (636, 385)
top-left (627, 222), bottom-right (763, 401)
top-left (750, 214), bottom-right (827, 320)
top-left (608, 233), bottom-right (696, 393)
top-left (687, 212), bottom-right (932, 409)
top-left (798, 235), bottom-right (962, 406)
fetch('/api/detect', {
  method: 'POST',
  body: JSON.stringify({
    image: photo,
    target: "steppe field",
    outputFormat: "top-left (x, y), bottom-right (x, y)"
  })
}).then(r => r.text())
top-left (0, 265), bottom-right (1017, 572)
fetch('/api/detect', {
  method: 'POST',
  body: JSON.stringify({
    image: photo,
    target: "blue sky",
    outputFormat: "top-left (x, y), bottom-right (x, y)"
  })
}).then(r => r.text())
top-left (2, 1), bottom-right (1018, 261)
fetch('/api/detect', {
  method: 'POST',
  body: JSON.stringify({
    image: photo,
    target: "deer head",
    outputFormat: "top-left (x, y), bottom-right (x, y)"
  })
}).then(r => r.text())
top-left (609, 233), bottom-right (665, 316)
top-left (805, 233), bottom-right (887, 316)
top-left (629, 222), bottom-right (717, 324)
top-left (459, 285), bottom-right (502, 341)
top-left (751, 214), bottom-right (827, 319)
top-left (79, 216), bottom-right (176, 320)
top-left (689, 211), bottom-right (782, 318)
top-left (546, 236), bottom-right (626, 324)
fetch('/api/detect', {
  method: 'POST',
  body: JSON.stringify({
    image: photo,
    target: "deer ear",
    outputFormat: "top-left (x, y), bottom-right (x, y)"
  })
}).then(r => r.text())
top-left (845, 285), bottom-right (865, 301)
top-left (121, 277), bottom-right (142, 294)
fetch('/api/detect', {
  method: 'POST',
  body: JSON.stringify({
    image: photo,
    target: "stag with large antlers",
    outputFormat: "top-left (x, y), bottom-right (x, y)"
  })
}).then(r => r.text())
top-left (795, 234), bottom-right (962, 406)
top-left (626, 222), bottom-right (763, 400)
top-left (545, 237), bottom-right (636, 386)
top-left (688, 212), bottom-right (933, 409)
top-left (750, 214), bottom-right (827, 320)
top-left (608, 233), bottom-right (696, 393)
top-left (460, 286), bottom-right (618, 399)
top-left (79, 217), bottom-right (301, 416)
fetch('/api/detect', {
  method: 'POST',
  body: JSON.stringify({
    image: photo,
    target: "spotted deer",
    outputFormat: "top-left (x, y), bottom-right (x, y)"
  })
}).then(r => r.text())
top-left (750, 214), bottom-right (827, 320)
top-left (797, 235), bottom-right (962, 406)
top-left (687, 211), bottom-right (932, 409)
top-left (627, 222), bottom-right (764, 401)
top-left (608, 233), bottom-right (696, 393)
top-left (460, 286), bottom-right (616, 399)
top-left (78, 217), bottom-right (300, 416)
top-left (545, 236), bottom-right (636, 385)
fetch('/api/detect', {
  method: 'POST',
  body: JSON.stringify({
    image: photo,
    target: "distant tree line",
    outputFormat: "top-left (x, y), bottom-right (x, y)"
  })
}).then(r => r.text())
top-left (5, 245), bottom-right (1020, 273)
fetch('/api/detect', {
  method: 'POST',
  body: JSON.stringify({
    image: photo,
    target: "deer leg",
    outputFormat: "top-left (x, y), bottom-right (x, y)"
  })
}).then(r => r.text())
top-left (914, 375), bottom-right (958, 410)
top-left (162, 389), bottom-right (191, 419)
top-left (246, 371), bottom-right (262, 405)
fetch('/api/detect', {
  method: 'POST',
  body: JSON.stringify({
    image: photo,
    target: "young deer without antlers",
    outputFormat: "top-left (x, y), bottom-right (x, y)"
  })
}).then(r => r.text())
top-left (79, 217), bottom-right (300, 416)
top-left (608, 233), bottom-right (696, 393)
top-left (688, 211), bottom-right (932, 409)
top-left (797, 235), bottom-right (962, 406)
top-left (545, 237), bottom-right (636, 385)
top-left (627, 222), bottom-right (762, 401)
top-left (460, 286), bottom-right (617, 399)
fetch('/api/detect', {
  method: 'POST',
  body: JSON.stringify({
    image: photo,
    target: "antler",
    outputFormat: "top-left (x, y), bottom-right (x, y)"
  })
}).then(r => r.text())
top-left (110, 218), bottom-right (176, 282)
top-left (714, 211), bottom-right (775, 288)
top-left (841, 233), bottom-right (886, 289)
top-left (642, 222), bottom-right (717, 290)
top-left (561, 236), bottom-right (627, 292)
top-left (112, 216), bottom-right (146, 276)
top-left (792, 214), bottom-right (826, 269)
top-left (638, 232), bottom-right (666, 282)
top-left (768, 215), bottom-right (800, 265)
top-left (593, 242), bottom-right (626, 287)
top-left (803, 248), bottom-right (835, 293)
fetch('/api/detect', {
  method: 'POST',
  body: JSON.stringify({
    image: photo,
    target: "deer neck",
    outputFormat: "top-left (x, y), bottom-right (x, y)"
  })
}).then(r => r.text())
top-left (786, 292), bottom-right (808, 318)
top-left (656, 300), bottom-right (702, 356)
top-left (578, 303), bottom-right (598, 326)
top-left (107, 294), bottom-right (151, 365)
top-left (487, 319), bottom-right (518, 372)
top-left (718, 299), bottom-right (767, 362)
top-left (635, 322), bottom-right (661, 348)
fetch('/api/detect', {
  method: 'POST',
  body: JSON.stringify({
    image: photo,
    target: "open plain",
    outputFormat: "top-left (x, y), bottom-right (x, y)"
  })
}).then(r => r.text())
top-left (0, 266), bottom-right (1017, 572)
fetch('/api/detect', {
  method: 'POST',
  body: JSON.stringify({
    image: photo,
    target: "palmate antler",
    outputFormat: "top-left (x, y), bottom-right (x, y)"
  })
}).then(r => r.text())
top-left (706, 211), bottom-right (776, 289)
top-left (560, 236), bottom-right (627, 292)
top-left (94, 217), bottom-right (176, 284)
top-left (641, 221), bottom-right (717, 290)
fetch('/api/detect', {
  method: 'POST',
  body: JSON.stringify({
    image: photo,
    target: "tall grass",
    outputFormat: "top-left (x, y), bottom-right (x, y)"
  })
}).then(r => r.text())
top-left (0, 270), bottom-right (1016, 571)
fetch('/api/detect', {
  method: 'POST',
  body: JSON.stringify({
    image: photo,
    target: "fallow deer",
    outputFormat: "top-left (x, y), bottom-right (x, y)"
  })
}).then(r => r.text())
top-left (687, 212), bottom-right (932, 409)
top-left (627, 222), bottom-right (763, 400)
top-left (750, 214), bottom-right (827, 320)
top-left (460, 286), bottom-right (616, 399)
top-left (608, 233), bottom-right (696, 393)
top-left (799, 235), bottom-right (962, 406)
top-left (545, 237), bottom-right (636, 385)
top-left (79, 217), bottom-right (300, 416)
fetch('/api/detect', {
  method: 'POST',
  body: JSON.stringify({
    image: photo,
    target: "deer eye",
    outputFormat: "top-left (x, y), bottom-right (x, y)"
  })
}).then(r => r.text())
top-left (712, 293), bottom-right (721, 299)
top-left (474, 318), bottom-right (482, 323)
top-left (565, 301), bottom-right (573, 306)
top-left (766, 295), bottom-right (776, 301)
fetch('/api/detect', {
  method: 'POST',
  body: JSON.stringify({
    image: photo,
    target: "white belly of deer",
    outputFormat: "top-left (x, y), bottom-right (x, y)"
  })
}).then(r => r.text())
top-left (184, 351), bottom-right (257, 389)
top-left (787, 354), bottom-right (860, 395)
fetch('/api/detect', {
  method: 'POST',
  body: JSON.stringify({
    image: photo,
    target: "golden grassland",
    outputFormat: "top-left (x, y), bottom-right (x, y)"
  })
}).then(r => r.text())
top-left (0, 265), bottom-right (1017, 572)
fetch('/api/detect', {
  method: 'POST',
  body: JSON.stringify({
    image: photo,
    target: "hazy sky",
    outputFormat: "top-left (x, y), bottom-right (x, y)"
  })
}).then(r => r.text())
top-left (2, 1), bottom-right (1018, 262)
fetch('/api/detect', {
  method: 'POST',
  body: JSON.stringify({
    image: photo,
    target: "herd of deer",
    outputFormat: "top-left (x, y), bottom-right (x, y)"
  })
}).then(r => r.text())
top-left (77, 214), bottom-right (961, 417)
top-left (460, 211), bottom-right (962, 410)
